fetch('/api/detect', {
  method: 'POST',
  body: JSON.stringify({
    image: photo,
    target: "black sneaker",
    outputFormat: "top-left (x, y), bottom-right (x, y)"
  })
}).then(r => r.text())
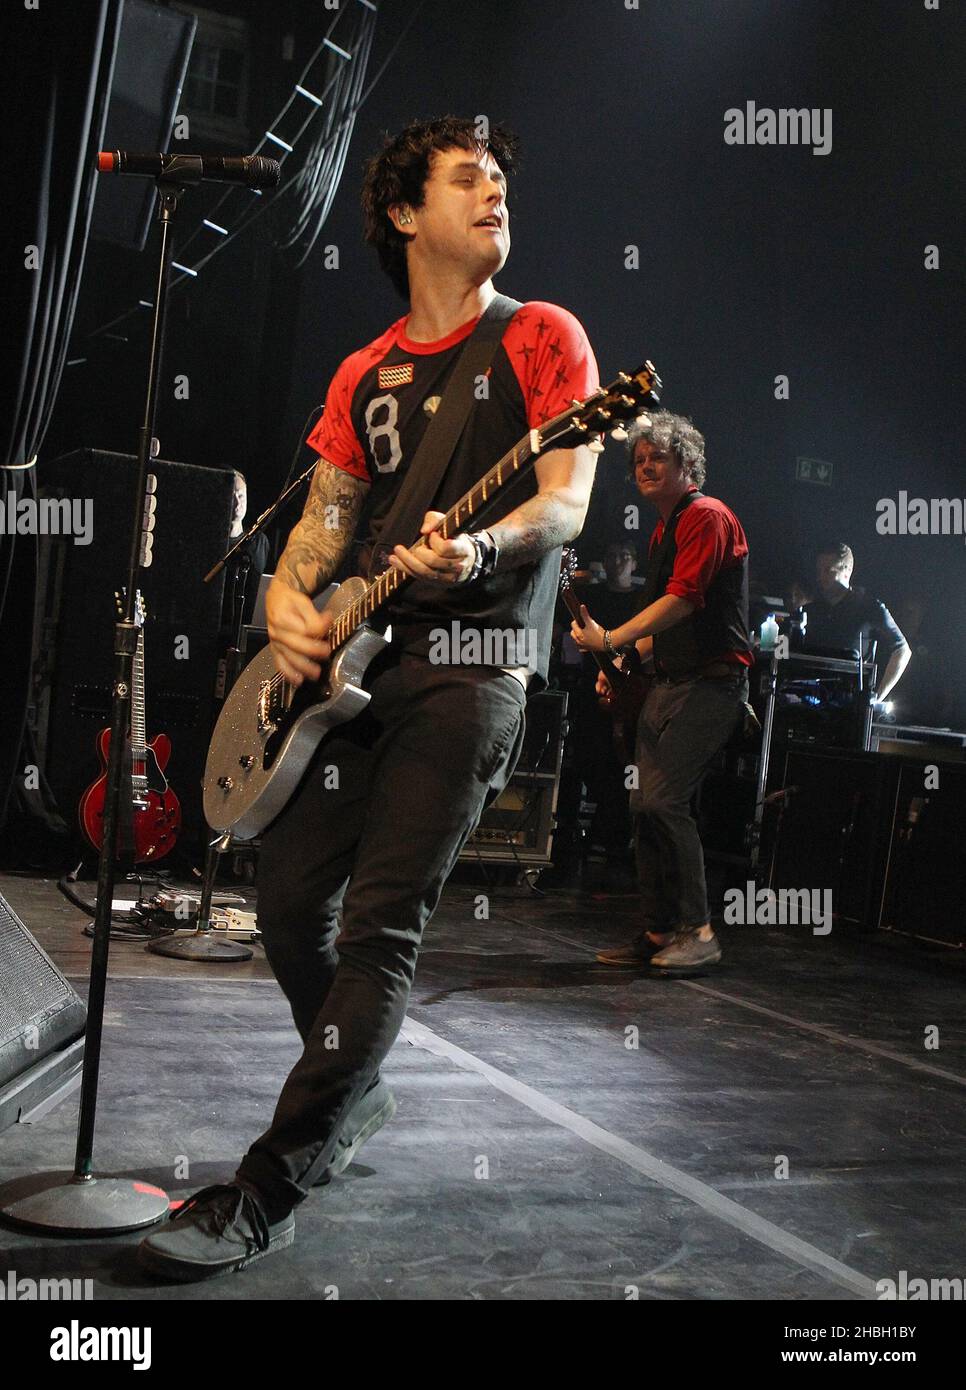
top-left (315, 1077), bottom-right (397, 1186)
top-left (596, 934), bottom-right (673, 967)
top-left (138, 1183), bottom-right (294, 1283)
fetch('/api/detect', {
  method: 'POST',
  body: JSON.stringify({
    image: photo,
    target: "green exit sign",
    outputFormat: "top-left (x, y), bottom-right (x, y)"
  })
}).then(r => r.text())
top-left (796, 456), bottom-right (834, 486)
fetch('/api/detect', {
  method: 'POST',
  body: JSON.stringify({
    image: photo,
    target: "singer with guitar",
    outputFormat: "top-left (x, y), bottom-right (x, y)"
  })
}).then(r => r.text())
top-left (139, 117), bottom-right (605, 1280)
top-left (571, 412), bottom-right (752, 975)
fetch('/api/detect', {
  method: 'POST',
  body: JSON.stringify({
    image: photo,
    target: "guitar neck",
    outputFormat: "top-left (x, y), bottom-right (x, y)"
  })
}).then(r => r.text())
top-left (328, 426), bottom-right (546, 655)
top-left (130, 627), bottom-right (147, 783)
top-left (560, 586), bottom-right (625, 685)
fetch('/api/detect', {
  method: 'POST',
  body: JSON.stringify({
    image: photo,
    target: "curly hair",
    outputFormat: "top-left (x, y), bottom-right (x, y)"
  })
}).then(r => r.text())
top-left (626, 410), bottom-right (707, 489)
top-left (360, 116), bottom-right (519, 299)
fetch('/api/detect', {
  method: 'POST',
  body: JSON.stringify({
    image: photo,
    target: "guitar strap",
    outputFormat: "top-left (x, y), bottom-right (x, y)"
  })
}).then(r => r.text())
top-left (366, 292), bottom-right (523, 576)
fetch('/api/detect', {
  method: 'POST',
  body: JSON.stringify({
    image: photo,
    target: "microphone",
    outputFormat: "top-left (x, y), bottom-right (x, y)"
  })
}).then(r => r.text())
top-left (97, 151), bottom-right (281, 190)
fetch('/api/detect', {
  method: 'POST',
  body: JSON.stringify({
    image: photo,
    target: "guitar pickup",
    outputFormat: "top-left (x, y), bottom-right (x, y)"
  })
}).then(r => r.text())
top-left (257, 682), bottom-right (276, 733)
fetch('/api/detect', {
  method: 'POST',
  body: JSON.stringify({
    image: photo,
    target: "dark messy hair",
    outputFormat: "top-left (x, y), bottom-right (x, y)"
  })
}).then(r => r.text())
top-left (627, 410), bottom-right (707, 488)
top-left (361, 116), bottom-right (518, 299)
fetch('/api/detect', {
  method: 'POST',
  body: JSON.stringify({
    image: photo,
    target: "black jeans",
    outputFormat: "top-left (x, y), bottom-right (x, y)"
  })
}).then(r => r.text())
top-left (629, 672), bottom-right (748, 933)
top-left (235, 650), bottom-right (526, 1216)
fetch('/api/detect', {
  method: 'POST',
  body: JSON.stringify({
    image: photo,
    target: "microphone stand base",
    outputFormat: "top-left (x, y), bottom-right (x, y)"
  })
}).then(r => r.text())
top-left (147, 929), bottom-right (252, 962)
top-left (0, 1171), bottom-right (169, 1235)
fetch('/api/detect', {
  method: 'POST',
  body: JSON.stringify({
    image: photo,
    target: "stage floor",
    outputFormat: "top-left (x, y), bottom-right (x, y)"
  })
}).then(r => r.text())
top-left (1, 869), bottom-right (964, 1301)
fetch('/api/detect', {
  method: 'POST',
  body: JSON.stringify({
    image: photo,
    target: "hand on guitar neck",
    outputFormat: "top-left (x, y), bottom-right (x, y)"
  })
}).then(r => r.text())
top-left (595, 636), bottom-right (653, 704)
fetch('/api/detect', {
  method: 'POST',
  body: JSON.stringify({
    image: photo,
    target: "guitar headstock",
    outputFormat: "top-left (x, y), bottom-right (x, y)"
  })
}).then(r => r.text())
top-left (559, 547), bottom-right (579, 594)
top-left (115, 588), bottom-right (147, 625)
top-left (543, 362), bottom-right (662, 453)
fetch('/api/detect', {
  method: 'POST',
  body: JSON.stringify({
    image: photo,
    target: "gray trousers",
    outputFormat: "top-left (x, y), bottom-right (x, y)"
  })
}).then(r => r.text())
top-left (629, 671), bottom-right (748, 932)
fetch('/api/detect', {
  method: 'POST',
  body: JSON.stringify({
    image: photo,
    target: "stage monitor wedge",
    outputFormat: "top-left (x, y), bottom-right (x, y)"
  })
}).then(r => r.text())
top-left (0, 890), bottom-right (86, 1134)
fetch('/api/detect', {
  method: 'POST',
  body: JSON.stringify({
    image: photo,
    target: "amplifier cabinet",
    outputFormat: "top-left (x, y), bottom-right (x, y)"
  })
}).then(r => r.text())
top-left (461, 690), bottom-right (568, 866)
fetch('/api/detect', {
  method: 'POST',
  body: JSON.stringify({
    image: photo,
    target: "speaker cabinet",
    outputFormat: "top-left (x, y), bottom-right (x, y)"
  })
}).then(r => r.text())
top-left (770, 747), bottom-right (900, 927)
top-left (0, 891), bottom-right (86, 1133)
top-left (90, 0), bottom-right (197, 251)
top-left (879, 762), bottom-right (966, 946)
top-left (35, 449), bottom-right (234, 844)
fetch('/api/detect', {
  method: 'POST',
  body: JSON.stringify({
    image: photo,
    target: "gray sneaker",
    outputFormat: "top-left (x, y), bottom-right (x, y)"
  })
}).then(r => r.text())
top-left (596, 934), bottom-right (673, 967)
top-left (650, 929), bottom-right (722, 974)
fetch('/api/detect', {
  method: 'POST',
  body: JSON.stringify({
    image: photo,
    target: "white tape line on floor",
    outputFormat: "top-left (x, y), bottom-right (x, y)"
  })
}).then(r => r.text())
top-left (400, 1014), bottom-right (877, 1299)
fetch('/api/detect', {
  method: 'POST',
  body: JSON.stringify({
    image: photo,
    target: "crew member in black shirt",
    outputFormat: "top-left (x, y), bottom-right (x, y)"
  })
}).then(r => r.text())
top-left (221, 471), bottom-right (271, 628)
top-left (803, 542), bottom-right (910, 701)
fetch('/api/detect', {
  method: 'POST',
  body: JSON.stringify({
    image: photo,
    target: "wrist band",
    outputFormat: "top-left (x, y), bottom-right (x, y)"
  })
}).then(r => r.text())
top-left (464, 530), bottom-right (498, 583)
top-left (461, 535), bottom-right (486, 584)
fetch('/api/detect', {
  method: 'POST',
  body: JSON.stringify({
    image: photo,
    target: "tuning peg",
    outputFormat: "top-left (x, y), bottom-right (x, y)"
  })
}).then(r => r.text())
top-left (587, 439), bottom-right (606, 454)
top-left (635, 412), bottom-right (652, 427)
top-left (610, 426), bottom-right (629, 441)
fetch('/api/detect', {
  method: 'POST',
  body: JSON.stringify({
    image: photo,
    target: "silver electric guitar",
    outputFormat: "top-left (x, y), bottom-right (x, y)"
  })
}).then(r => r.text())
top-left (203, 364), bottom-right (662, 839)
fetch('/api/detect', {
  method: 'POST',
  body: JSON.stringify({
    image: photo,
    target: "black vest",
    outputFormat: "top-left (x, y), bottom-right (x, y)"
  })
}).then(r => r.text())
top-left (641, 491), bottom-right (751, 676)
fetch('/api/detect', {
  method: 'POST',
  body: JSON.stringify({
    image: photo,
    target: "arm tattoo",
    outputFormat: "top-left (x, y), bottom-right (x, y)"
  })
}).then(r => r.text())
top-left (277, 460), bottom-right (368, 596)
top-left (488, 491), bottom-right (583, 569)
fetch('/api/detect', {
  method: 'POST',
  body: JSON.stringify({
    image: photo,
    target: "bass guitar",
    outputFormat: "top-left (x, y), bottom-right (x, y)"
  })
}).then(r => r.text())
top-left (79, 590), bottom-right (181, 861)
top-left (204, 364), bottom-right (662, 839)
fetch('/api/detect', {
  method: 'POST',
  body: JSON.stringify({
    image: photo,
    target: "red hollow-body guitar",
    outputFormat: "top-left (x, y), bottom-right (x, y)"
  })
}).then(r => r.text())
top-left (78, 591), bottom-right (181, 862)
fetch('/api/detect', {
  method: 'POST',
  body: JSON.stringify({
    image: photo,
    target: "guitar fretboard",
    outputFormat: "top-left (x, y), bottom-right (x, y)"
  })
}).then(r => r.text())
top-left (328, 428), bottom-right (545, 652)
top-left (130, 627), bottom-right (147, 784)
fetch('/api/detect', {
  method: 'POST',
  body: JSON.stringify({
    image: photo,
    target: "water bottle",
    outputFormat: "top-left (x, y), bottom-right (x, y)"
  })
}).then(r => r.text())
top-left (760, 614), bottom-right (779, 652)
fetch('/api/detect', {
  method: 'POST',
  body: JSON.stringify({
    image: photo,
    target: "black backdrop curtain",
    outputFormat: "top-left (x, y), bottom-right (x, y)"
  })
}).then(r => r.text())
top-left (0, 0), bottom-right (123, 835)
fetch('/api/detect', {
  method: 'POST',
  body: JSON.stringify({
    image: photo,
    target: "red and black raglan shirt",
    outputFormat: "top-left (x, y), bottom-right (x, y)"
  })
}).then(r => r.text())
top-left (648, 485), bottom-right (753, 672)
top-left (306, 301), bottom-right (599, 686)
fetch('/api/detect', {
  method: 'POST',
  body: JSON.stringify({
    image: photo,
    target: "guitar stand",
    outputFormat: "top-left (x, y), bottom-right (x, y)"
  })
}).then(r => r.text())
top-left (147, 829), bottom-right (252, 962)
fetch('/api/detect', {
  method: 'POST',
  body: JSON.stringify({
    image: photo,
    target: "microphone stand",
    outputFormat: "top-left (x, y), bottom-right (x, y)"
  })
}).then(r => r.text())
top-left (0, 172), bottom-right (208, 1234)
top-left (148, 450), bottom-right (320, 963)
